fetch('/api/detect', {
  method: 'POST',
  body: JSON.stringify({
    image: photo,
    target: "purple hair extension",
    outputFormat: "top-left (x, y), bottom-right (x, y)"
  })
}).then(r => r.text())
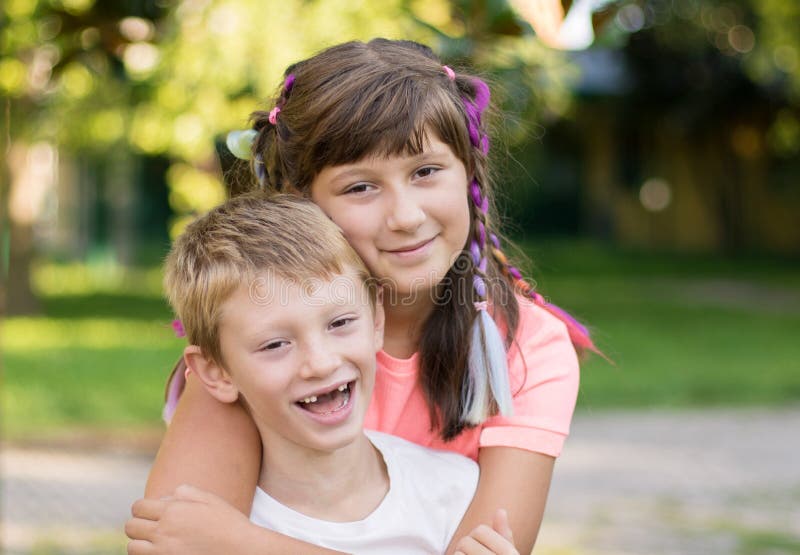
top-left (283, 73), bottom-right (295, 93)
top-left (457, 74), bottom-right (514, 423)
top-left (462, 78), bottom-right (491, 155)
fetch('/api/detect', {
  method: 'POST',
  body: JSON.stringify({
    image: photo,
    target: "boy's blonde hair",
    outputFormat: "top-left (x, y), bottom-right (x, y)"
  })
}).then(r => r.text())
top-left (164, 192), bottom-right (372, 364)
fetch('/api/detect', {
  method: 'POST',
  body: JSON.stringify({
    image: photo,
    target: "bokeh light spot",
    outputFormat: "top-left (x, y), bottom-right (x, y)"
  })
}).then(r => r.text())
top-left (728, 25), bottom-right (754, 54)
top-left (0, 58), bottom-right (27, 94)
top-left (123, 43), bottom-right (160, 77)
top-left (90, 110), bottom-right (125, 144)
top-left (61, 63), bottom-right (94, 98)
top-left (80, 27), bottom-right (100, 49)
top-left (773, 45), bottom-right (798, 73)
top-left (616, 4), bottom-right (645, 33)
top-left (5, 0), bottom-right (37, 18)
top-left (120, 17), bottom-right (155, 42)
top-left (640, 178), bottom-right (672, 212)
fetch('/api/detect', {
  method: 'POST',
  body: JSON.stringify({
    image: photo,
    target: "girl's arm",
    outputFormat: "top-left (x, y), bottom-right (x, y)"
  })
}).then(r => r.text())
top-left (145, 372), bottom-right (261, 508)
top-left (445, 447), bottom-right (555, 555)
top-left (136, 372), bottom-right (346, 554)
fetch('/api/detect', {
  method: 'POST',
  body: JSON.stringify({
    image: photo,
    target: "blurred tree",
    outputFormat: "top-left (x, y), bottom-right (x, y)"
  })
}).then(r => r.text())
top-left (599, 0), bottom-right (800, 251)
top-left (406, 0), bottom-right (579, 141)
top-left (1, 0), bottom-right (170, 314)
top-left (137, 0), bottom-right (576, 241)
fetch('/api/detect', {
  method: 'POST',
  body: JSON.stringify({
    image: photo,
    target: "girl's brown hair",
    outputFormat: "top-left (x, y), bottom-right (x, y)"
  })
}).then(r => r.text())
top-left (247, 39), bottom-right (519, 440)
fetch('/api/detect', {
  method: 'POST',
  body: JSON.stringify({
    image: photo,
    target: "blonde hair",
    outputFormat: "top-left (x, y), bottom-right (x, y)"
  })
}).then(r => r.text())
top-left (164, 192), bottom-right (372, 363)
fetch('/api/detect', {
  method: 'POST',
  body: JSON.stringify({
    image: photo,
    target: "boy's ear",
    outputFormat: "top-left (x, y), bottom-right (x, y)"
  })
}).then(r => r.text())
top-left (183, 345), bottom-right (239, 404)
top-left (372, 289), bottom-right (385, 352)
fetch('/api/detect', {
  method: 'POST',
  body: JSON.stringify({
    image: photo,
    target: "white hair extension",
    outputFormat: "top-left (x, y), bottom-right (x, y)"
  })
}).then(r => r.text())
top-left (461, 310), bottom-right (514, 425)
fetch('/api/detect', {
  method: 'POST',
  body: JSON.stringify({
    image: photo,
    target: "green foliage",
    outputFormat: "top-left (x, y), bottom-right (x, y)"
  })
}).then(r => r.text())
top-left (3, 0), bottom-right (576, 240)
top-left (405, 0), bottom-right (577, 141)
top-left (618, 0), bottom-right (800, 157)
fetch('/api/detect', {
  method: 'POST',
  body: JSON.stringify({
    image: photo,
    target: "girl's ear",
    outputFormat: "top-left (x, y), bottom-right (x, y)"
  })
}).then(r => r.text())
top-left (183, 345), bottom-right (239, 404)
top-left (372, 289), bottom-right (385, 352)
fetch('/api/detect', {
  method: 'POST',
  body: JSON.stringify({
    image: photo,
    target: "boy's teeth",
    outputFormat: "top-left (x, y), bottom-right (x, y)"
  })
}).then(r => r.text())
top-left (299, 384), bottom-right (349, 405)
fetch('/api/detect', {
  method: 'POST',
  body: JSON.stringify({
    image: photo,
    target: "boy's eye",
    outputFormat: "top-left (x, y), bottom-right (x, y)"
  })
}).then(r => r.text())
top-left (262, 340), bottom-right (289, 351)
top-left (330, 317), bottom-right (355, 330)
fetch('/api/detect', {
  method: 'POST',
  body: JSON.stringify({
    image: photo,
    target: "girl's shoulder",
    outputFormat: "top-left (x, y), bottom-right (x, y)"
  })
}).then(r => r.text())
top-left (506, 294), bottom-right (579, 381)
top-left (512, 294), bottom-right (573, 345)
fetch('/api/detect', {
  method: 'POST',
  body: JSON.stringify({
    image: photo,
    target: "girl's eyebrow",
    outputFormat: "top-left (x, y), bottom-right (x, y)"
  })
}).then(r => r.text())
top-left (329, 167), bottom-right (368, 181)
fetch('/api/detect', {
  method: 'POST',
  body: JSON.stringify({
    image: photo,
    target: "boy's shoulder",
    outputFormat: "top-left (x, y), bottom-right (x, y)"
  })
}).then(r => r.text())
top-left (365, 430), bottom-right (478, 483)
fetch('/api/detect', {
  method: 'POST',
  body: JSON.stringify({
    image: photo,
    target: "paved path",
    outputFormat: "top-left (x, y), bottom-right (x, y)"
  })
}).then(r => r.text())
top-left (2, 408), bottom-right (799, 554)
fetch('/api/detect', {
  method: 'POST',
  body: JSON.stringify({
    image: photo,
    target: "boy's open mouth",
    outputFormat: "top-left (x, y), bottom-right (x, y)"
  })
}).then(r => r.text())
top-left (296, 381), bottom-right (353, 416)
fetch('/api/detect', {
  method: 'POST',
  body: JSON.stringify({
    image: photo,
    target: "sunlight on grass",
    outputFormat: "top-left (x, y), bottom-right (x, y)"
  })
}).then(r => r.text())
top-left (4, 318), bottom-right (181, 350)
top-left (32, 261), bottom-right (164, 296)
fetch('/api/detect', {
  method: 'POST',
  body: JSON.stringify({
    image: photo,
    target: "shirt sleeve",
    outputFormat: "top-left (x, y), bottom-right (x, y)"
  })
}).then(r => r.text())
top-left (479, 300), bottom-right (580, 457)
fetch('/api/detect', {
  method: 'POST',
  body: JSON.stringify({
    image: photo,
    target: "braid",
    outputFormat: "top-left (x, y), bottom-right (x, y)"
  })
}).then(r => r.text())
top-left (451, 68), bottom-right (600, 359)
top-left (449, 70), bottom-right (515, 424)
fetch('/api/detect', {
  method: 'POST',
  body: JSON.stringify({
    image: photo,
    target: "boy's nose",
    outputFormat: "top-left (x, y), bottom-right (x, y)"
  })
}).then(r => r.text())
top-left (299, 340), bottom-right (341, 379)
top-left (386, 193), bottom-right (425, 232)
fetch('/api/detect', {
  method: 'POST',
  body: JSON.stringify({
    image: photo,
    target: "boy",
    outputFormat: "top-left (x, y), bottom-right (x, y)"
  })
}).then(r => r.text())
top-left (160, 193), bottom-right (497, 553)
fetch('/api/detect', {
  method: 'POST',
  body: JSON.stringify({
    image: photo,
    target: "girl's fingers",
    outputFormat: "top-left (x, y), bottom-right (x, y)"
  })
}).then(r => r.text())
top-left (454, 534), bottom-right (495, 555)
top-left (465, 523), bottom-right (519, 555)
top-left (124, 516), bottom-right (158, 542)
top-left (130, 498), bottom-right (167, 520)
top-left (126, 538), bottom-right (155, 555)
top-left (492, 508), bottom-right (514, 541)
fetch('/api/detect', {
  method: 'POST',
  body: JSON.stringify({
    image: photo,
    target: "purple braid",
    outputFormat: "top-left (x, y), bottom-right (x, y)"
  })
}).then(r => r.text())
top-left (462, 79), bottom-right (491, 155)
top-left (461, 77), bottom-right (493, 304)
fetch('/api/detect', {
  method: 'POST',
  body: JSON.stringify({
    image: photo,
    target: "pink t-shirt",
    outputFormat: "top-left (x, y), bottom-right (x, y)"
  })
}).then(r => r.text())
top-left (364, 297), bottom-right (579, 461)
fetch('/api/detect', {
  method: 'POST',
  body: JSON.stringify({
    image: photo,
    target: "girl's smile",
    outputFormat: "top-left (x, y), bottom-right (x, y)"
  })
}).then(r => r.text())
top-left (310, 135), bottom-right (471, 297)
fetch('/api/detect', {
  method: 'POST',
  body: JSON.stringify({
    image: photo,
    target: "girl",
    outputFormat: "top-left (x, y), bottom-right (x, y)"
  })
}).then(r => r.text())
top-left (129, 38), bottom-right (595, 554)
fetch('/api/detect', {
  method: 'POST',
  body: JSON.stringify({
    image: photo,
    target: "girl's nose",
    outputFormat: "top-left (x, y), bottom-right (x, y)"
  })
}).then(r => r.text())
top-left (299, 340), bottom-right (341, 380)
top-left (386, 192), bottom-right (425, 232)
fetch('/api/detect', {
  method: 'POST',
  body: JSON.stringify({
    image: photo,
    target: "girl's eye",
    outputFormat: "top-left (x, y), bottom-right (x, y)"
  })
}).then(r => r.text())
top-left (415, 166), bottom-right (438, 179)
top-left (344, 182), bottom-right (373, 195)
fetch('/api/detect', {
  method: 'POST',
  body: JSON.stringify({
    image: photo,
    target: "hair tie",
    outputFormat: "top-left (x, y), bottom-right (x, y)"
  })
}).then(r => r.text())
top-left (171, 319), bottom-right (186, 338)
top-left (474, 300), bottom-right (488, 311)
top-left (442, 65), bottom-right (456, 81)
top-left (268, 106), bottom-right (281, 125)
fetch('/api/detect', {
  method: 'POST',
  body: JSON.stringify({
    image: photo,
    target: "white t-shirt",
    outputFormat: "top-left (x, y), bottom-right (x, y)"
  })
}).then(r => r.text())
top-left (250, 430), bottom-right (479, 554)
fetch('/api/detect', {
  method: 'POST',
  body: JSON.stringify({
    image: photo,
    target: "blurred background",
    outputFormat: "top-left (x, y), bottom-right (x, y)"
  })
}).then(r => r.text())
top-left (1, 0), bottom-right (799, 554)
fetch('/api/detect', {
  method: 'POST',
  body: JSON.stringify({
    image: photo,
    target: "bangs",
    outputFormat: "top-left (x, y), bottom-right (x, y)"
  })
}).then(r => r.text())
top-left (301, 77), bottom-right (472, 184)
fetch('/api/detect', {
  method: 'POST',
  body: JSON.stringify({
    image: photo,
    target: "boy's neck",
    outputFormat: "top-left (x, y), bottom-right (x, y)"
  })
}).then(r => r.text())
top-left (257, 432), bottom-right (388, 522)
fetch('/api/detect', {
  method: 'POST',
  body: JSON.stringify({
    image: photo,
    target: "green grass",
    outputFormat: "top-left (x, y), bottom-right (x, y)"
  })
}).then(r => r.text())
top-left (3, 244), bottom-right (800, 439)
top-left (521, 240), bottom-right (800, 411)
top-left (3, 293), bottom-right (182, 439)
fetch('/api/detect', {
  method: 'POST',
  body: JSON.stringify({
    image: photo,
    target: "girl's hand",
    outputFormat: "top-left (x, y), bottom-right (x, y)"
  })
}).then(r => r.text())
top-left (453, 509), bottom-right (520, 555)
top-left (125, 484), bottom-right (257, 555)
